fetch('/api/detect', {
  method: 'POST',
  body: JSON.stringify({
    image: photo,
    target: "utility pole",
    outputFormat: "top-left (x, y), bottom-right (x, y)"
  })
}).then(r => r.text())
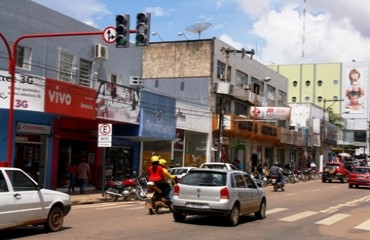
top-left (321, 99), bottom-right (343, 163)
top-left (215, 47), bottom-right (255, 162)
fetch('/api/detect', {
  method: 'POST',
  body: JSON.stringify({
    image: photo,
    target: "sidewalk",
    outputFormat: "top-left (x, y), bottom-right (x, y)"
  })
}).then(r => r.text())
top-left (57, 188), bottom-right (106, 205)
top-left (69, 191), bottom-right (105, 205)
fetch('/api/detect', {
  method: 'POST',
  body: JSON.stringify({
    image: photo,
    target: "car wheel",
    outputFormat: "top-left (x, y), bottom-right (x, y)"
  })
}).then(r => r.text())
top-left (322, 178), bottom-right (326, 183)
top-left (104, 187), bottom-right (119, 202)
top-left (44, 206), bottom-right (64, 232)
top-left (227, 204), bottom-right (240, 226)
top-left (349, 184), bottom-right (353, 188)
top-left (173, 212), bottom-right (186, 222)
top-left (341, 176), bottom-right (348, 183)
top-left (255, 199), bottom-right (266, 219)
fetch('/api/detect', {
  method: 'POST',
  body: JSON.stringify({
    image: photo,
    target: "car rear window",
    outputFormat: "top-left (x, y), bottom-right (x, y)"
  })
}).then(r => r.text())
top-left (180, 171), bottom-right (226, 186)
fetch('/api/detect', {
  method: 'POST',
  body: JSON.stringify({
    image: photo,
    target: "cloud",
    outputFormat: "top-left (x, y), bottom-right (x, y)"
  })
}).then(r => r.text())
top-left (219, 34), bottom-right (243, 49)
top-left (33, 0), bottom-right (110, 28)
top-left (249, 3), bottom-right (370, 64)
top-left (144, 7), bottom-right (165, 17)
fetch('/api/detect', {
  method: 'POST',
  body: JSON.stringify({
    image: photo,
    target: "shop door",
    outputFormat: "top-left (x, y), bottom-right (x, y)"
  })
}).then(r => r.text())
top-left (15, 134), bottom-right (47, 185)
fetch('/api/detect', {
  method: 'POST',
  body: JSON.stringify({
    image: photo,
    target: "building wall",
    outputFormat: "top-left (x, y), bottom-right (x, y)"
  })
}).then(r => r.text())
top-left (142, 41), bottom-right (213, 79)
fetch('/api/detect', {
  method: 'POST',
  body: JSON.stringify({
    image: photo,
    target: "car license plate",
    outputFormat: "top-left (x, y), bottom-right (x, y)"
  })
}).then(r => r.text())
top-left (185, 203), bottom-right (209, 209)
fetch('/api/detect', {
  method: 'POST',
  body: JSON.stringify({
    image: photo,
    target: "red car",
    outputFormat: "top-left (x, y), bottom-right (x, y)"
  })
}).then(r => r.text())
top-left (322, 162), bottom-right (351, 183)
top-left (348, 166), bottom-right (370, 188)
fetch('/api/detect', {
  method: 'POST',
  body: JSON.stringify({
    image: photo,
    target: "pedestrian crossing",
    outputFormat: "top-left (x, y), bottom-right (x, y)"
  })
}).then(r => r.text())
top-left (73, 202), bottom-right (370, 231)
top-left (267, 207), bottom-right (370, 231)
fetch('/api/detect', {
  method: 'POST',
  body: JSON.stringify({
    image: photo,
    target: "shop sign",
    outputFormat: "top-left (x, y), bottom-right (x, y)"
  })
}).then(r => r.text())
top-left (17, 122), bottom-right (51, 134)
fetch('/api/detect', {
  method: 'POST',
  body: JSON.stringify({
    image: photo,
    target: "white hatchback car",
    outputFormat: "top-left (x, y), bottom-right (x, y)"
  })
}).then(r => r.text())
top-left (0, 167), bottom-right (71, 232)
top-left (172, 168), bottom-right (266, 226)
top-left (169, 167), bottom-right (196, 181)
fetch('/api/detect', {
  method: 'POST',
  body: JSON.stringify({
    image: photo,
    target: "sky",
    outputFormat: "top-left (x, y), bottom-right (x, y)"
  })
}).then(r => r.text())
top-left (32, 0), bottom-right (370, 65)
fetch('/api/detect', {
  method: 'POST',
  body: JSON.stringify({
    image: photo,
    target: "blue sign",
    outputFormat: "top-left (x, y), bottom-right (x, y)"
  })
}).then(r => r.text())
top-left (139, 91), bottom-right (176, 140)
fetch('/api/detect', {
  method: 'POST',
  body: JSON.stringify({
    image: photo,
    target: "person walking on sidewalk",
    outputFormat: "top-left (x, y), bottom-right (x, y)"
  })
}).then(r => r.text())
top-left (67, 161), bottom-right (77, 194)
top-left (77, 156), bottom-right (91, 194)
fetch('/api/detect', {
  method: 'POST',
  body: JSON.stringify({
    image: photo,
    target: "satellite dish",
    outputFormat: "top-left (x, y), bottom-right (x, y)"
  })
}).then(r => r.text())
top-left (185, 22), bottom-right (212, 39)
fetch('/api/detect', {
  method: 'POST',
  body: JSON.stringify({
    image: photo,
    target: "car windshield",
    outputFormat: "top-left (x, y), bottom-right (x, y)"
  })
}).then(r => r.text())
top-left (181, 171), bottom-right (227, 186)
top-left (353, 168), bottom-right (370, 174)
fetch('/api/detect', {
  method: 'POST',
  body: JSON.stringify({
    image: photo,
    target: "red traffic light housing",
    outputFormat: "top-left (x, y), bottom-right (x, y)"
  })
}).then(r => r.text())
top-left (135, 13), bottom-right (151, 46)
top-left (115, 14), bottom-right (130, 48)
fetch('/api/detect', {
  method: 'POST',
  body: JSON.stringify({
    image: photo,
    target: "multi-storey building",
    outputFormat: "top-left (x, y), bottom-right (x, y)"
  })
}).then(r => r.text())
top-left (269, 62), bottom-right (369, 160)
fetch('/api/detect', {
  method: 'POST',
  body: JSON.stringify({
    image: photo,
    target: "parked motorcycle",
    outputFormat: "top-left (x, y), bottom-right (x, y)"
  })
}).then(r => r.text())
top-left (104, 174), bottom-right (148, 202)
top-left (271, 175), bottom-right (285, 192)
top-left (145, 181), bottom-right (173, 214)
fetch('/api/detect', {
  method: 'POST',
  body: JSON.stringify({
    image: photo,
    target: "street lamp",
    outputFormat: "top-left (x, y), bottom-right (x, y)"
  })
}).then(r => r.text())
top-left (321, 98), bottom-right (343, 163)
top-left (151, 32), bottom-right (163, 42)
top-left (178, 32), bottom-right (189, 40)
top-left (263, 77), bottom-right (271, 106)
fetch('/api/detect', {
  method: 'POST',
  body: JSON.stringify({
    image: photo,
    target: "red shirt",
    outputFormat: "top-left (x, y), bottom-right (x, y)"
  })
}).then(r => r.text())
top-left (148, 165), bottom-right (164, 182)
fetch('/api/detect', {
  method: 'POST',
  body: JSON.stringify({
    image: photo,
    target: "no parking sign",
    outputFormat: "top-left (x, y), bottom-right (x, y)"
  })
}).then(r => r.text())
top-left (98, 123), bottom-right (112, 147)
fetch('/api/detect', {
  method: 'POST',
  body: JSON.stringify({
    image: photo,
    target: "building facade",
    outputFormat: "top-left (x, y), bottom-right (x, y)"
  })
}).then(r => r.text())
top-left (269, 62), bottom-right (369, 159)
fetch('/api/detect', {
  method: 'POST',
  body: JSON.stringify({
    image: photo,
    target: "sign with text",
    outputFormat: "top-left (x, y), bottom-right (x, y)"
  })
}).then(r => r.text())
top-left (0, 70), bottom-right (45, 111)
top-left (98, 123), bottom-right (112, 147)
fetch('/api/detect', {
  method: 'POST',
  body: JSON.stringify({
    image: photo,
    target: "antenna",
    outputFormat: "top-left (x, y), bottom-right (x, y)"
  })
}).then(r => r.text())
top-left (302, 0), bottom-right (307, 62)
top-left (185, 22), bottom-right (212, 39)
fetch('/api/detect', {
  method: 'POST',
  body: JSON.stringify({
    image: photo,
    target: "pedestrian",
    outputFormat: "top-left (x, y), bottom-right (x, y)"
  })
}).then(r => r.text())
top-left (67, 161), bottom-right (77, 194)
top-left (77, 156), bottom-right (91, 194)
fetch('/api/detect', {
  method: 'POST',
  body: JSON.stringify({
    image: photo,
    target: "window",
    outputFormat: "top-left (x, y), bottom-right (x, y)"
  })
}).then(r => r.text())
top-left (180, 81), bottom-right (184, 91)
top-left (292, 97), bottom-right (297, 102)
top-left (16, 46), bottom-right (31, 70)
top-left (6, 170), bottom-right (36, 191)
top-left (233, 173), bottom-right (247, 188)
top-left (333, 79), bottom-right (339, 85)
top-left (59, 51), bottom-right (75, 82)
top-left (251, 77), bottom-right (260, 94)
top-left (79, 58), bottom-right (92, 87)
top-left (278, 90), bottom-right (287, 106)
top-left (216, 60), bottom-right (231, 81)
top-left (235, 101), bottom-right (248, 115)
top-left (266, 85), bottom-right (275, 102)
top-left (317, 80), bottom-right (323, 86)
top-left (293, 81), bottom-right (298, 87)
top-left (305, 96), bottom-right (310, 101)
top-left (305, 80), bottom-right (311, 86)
top-left (317, 96), bottom-right (323, 102)
top-left (236, 70), bottom-right (248, 86)
top-left (155, 79), bottom-right (159, 88)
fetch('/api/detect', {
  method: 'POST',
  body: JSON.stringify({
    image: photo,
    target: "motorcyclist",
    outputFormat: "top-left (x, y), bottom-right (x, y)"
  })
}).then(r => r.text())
top-left (270, 161), bottom-right (286, 188)
top-left (159, 159), bottom-right (177, 201)
top-left (147, 155), bottom-right (167, 195)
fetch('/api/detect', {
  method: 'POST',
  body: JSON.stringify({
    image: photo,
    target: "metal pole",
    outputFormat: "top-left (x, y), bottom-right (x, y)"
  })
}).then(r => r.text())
top-left (216, 96), bottom-right (224, 162)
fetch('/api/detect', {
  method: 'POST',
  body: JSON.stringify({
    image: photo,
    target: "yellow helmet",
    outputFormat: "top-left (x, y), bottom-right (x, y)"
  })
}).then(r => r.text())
top-left (151, 155), bottom-right (159, 162)
top-left (159, 159), bottom-right (167, 166)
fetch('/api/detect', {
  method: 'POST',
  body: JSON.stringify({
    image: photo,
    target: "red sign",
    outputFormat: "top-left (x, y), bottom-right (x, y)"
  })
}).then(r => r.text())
top-left (44, 78), bottom-right (96, 119)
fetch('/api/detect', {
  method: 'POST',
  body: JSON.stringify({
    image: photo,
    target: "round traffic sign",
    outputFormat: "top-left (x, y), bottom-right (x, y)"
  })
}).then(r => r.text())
top-left (102, 26), bottom-right (116, 44)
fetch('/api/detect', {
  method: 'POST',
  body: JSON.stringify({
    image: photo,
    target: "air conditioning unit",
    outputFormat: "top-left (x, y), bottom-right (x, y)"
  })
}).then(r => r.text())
top-left (94, 44), bottom-right (108, 60)
top-left (130, 76), bottom-right (142, 88)
top-left (243, 84), bottom-right (250, 90)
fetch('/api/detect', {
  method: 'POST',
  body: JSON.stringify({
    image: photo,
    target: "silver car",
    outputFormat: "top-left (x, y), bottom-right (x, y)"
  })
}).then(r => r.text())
top-left (172, 169), bottom-right (266, 226)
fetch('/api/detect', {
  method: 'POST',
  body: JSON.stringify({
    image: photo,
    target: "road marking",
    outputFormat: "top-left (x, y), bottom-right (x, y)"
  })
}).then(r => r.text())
top-left (266, 208), bottom-right (288, 214)
top-left (286, 193), bottom-right (297, 196)
top-left (354, 218), bottom-right (370, 231)
top-left (129, 206), bottom-right (147, 210)
top-left (279, 211), bottom-right (318, 222)
top-left (315, 213), bottom-right (350, 225)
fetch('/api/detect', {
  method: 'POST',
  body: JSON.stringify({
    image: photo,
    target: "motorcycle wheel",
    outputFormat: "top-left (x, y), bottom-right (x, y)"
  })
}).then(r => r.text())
top-left (136, 186), bottom-right (148, 201)
top-left (104, 187), bottom-right (119, 202)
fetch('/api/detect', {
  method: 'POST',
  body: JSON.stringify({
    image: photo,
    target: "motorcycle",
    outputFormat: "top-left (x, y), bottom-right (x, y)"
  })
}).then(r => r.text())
top-left (271, 175), bottom-right (285, 192)
top-left (104, 174), bottom-right (148, 202)
top-left (145, 181), bottom-right (173, 214)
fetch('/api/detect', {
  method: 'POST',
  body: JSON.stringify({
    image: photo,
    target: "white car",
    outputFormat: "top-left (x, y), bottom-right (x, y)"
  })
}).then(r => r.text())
top-left (169, 167), bottom-right (196, 180)
top-left (0, 167), bottom-right (71, 232)
top-left (199, 162), bottom-right (237, 170)
top-left (172, 169), bottom-right (266, 226)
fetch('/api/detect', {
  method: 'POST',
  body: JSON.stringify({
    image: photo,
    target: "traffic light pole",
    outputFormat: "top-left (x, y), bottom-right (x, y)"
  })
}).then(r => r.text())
top-left (4, 31), bottom-right (102, 166)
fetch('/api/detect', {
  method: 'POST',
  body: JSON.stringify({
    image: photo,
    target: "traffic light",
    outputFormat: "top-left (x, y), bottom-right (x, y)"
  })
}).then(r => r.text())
top-left (115, 14), bottom-right (130, 48)
top-left (135, 13), bottom-right (151, 46)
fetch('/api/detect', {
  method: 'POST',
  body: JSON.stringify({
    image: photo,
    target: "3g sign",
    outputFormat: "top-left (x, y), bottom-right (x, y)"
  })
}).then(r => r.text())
top-left (14, 99), bottom-right (28, 108)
